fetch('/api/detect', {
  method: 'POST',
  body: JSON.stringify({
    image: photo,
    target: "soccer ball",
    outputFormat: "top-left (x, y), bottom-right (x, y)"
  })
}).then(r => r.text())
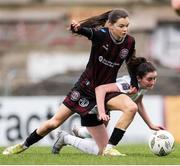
top-left (148, 130), bottom-right (175, 156)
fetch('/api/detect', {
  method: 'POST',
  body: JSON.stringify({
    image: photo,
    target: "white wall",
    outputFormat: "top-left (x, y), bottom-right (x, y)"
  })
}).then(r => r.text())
top-left (150, 24), bottom-right (180, 69)
top-left (27, 52), bottom-right (89, 82)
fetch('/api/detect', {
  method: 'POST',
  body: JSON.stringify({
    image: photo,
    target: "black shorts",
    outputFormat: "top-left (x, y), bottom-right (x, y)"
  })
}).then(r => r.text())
top-left (63, 85), bottom-right (96, 116)
top-left (80, 109), bottom-right (111, 127)
top-left (80, 114), bottom-right (103, 127)
top-left (63, 84), bottom-right (123, 126)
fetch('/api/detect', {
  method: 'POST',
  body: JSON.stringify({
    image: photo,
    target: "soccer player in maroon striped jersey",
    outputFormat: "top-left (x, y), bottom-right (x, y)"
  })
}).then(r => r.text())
top-left (51, 58), bottom-right (164, 156)
top-left (3, 9), bottom-right (137, 156)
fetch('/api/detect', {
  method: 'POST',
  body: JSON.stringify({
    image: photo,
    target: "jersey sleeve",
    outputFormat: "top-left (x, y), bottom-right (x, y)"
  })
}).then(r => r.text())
top-left (116, 76), bottom-right (131, 93)
top-left (71, 26), bottom-right (93, 39)
top-left (90, 28), bottom-right (107, 43)
top-left (71, 26), bottom-right (106, 42)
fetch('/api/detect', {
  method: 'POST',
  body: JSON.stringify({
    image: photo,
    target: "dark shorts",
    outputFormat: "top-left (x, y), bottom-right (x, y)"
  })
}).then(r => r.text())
top-left (63, 85), bottom-right (123, 126)
top-left (80, 114), bottom-right (103, 127)
top-left (63, 85), bottom-right (96, 116)
top-left (80, 108), bottom-right (111, 127)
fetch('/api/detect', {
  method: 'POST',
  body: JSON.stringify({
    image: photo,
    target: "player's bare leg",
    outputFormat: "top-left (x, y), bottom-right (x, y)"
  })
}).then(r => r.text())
top-left (103, 94), bottom-right (137, 156)
top-left (2, 104), bottom-right (73, 155)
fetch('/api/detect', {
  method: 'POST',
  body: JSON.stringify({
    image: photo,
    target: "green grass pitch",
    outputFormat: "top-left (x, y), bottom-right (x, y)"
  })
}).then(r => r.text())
top-left (0, 144), bottom-right (180, 165)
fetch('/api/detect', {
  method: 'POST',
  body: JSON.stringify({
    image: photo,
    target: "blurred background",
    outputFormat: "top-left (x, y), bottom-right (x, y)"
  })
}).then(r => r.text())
top-left (0, 0), bottom-right (179, 146)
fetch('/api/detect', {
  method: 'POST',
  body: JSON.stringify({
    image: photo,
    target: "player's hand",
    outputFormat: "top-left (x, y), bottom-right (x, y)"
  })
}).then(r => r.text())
top-left (70, 20), bottom-right (80, 32)
top-left (150, 124), bottom-right (165, 131)
top-left (127, 86), bottom-right (138, 94)
top-left (98, 113), bottom-right (110, 122)
top-left (157, 126), bottom-right (166, 130)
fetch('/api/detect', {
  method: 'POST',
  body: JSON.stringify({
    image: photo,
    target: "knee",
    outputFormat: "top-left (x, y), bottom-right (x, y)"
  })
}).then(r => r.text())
top-left (125, 103), bottom-right (138, 115)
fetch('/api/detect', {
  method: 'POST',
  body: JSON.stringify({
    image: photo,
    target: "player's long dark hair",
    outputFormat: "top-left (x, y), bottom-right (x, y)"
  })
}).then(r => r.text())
top-left (77, 9), bottom-right (129, 29)
top-left (127, 57), bottom-right (156, 79)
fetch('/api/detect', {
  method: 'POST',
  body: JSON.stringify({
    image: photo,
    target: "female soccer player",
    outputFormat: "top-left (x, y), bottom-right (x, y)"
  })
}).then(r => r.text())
top-left (52, 57), bottom-right (164, 156)
top-left (3, 9), bottom-right (137, 156)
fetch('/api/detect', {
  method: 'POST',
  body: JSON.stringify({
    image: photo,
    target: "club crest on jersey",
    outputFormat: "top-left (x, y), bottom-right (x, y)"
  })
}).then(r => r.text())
top-left (119, 48), bottom-right (129, 59)
top-left (78, 98), bottom-right (89, 107)
top-left (122, 83), bottom-right (130, 90)
top-left (70, 91), bottom-right (80, 101)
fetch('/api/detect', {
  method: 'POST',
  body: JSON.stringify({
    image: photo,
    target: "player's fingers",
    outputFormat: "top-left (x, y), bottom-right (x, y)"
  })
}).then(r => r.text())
top-left (97, 115), bottom-right (103, 121)
top-left (105, 115), bottom-right (110, 121)
top-left (159, 126), bottom-right (165, 130)
top-left (71, 20), bottom-right (77, 24)
top-left (101, 116), bottom-right (108, 121)
top-left (131, 87), bottom-right (138, 93)
top-left (74, 24), bottom-right (80, 30)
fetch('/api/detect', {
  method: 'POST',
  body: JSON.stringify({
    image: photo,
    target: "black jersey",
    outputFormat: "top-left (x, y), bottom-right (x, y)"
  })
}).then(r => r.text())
top-left (74, 27), bottom-right (135, 97)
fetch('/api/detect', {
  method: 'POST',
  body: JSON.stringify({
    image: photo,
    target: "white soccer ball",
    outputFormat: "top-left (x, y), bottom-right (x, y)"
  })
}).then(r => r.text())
top-left (148, 130), bottom-right (175, 156)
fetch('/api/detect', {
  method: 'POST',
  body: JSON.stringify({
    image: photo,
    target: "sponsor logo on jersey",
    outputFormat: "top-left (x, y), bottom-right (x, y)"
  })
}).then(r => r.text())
top-left (119, 48), bottom-right (129, 59)
top-left (98, 56), bottom-right (120, 68)
top-left (121, 83), bottom-right (130, 90)
top-left (78, 98), bottom-right (89, 107)
top-left (70, 91), bottom-right (80, 101)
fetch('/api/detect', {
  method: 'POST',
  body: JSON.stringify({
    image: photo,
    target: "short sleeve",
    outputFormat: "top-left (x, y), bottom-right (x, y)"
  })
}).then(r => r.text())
top-left (116, 76), bottom-right (131, 93)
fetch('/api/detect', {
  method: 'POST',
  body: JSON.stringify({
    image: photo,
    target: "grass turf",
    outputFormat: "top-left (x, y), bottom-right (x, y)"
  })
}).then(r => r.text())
top-left (0, 144), bottom-right (180, 165)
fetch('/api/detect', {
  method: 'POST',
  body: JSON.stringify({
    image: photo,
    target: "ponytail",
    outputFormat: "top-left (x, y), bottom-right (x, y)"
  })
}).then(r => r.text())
top-left (127, 57), bottom-right (147, 75)
top-left (70, 9), bottom-right (129, 36)
top-left (77, 9), bottom-right (129, 29)
top-left (127, 57), bottom-right (147, 88)
top-left (127, 57), bottom-right (156, 80)
top-left (79, 10), bottom-right (112, 28)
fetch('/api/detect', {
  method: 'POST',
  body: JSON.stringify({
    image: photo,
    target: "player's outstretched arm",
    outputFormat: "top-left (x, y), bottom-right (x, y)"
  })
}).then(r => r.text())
top-left (136, 96), bottom-right (165, 130)
top-left (70, 20), bottom-right (93, 39)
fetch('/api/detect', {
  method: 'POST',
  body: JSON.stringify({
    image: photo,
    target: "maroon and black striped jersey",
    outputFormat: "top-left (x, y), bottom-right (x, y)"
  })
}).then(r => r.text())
top-left (74, 27), bottom-right (135, 97)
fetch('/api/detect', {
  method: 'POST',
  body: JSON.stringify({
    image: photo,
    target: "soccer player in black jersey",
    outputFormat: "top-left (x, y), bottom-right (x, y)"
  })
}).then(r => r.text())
top-left (3, 9), bottom-right (137, 156)
top-left (51, 58), bottom-right (164, 156)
